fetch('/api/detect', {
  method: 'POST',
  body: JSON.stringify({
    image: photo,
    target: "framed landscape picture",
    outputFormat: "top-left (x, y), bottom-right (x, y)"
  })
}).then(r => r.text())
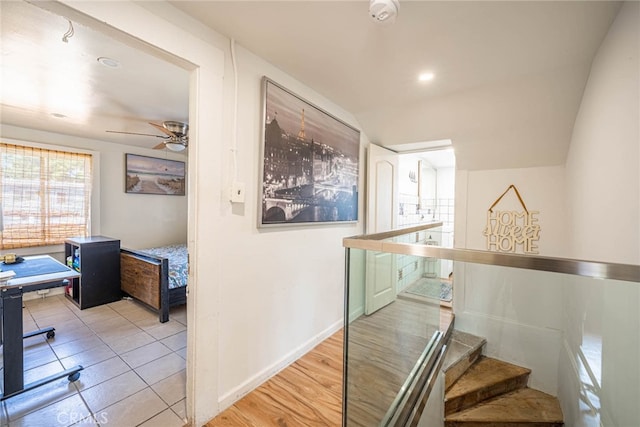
top-left (125, 154), bottom-right (185, 195)
top-left (259, 77), bottom-right (360, 227)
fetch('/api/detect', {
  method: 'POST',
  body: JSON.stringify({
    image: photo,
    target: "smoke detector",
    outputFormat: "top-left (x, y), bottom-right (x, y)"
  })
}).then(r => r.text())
top-left (369, 0), bottom-right (400, 24)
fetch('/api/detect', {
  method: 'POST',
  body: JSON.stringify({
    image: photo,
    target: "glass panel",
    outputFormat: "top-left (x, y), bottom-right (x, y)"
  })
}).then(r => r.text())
top-left (344, 227), bottom-right (639, 426)
top-left (452, 261), bottom-right (639, 427)
top-left (384, 226), bottom-right (453, 307)
top-left (345, 244), bottom-right (448, 426)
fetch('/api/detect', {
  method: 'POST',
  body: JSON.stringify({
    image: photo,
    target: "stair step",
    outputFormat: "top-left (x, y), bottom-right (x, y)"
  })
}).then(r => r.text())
top-left (443, 330), bottom-right (486, 391)
top-left (445, 357), bottom-right (530, 415)
top-left (445, 387), bottom-right (564, 427)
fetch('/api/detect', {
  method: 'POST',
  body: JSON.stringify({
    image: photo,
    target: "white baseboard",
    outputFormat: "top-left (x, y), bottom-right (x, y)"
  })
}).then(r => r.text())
top-left (218, 318), bottom-right (344, 411)
top-left (349, 305), bottom-right (364, 323)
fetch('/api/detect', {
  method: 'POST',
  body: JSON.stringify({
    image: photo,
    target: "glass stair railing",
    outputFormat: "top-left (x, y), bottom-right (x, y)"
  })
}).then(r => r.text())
top-left (342, 223), bottom-right (639, 427)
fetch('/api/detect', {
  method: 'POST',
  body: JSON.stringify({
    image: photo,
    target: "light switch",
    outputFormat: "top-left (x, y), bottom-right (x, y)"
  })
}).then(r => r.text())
top-left (230, 182), bottom-right (246, 203)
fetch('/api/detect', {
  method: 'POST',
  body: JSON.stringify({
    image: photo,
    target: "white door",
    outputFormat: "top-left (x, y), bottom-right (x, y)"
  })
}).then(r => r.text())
top-left (365, 144), bottom-right (399, 315)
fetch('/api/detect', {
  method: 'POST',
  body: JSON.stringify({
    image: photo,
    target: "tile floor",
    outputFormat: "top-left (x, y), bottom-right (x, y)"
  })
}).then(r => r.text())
top-left (0, 294), bottom-right (187, 427)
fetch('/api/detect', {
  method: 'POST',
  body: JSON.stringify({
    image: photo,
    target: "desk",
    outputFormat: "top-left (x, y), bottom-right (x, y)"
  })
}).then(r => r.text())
top-left (0, 255), bottom-right (84, 401)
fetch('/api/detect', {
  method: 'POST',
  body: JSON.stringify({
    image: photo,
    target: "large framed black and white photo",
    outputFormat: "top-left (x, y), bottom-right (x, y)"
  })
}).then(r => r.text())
top-left (259, 77), bottom-right (360, 227)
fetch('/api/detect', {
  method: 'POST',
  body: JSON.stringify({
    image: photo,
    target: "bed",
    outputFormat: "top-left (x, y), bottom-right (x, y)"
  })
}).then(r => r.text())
top-left (120, 244), bottom-right (187, 323)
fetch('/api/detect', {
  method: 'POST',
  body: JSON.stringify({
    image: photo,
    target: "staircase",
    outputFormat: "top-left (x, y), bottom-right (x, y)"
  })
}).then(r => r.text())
top-left (443, 330), bottom-right (564, 427)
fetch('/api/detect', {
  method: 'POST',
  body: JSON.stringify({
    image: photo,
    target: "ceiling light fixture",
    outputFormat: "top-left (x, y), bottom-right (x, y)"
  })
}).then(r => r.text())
top-left (419, 72), bottom-right (435, 82)
top-left (369, 0), bottom-right (399, 24)
top-left (165, 142), bottom-right (186, 152)
top-left (97, 57), bottom-right (121, 69)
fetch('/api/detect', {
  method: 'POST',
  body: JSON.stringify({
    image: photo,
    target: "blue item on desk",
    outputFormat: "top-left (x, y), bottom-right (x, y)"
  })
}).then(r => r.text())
top-left (4, 256), bottom-right (70, 278)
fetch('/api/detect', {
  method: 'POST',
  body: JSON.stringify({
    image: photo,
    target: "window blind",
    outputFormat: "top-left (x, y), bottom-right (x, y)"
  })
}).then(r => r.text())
top-left (0, 143), bottom-right (92, 249)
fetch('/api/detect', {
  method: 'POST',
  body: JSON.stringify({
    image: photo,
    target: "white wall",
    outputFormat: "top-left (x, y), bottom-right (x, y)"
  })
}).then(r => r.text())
top-left (565, 2), bottom-right (639, 266)
top-left (212, 42), bottom-right (366, 409)
top-left (456, 166), bottom-right (567, 256)
top-left (454, 4), bottom-right (639, 424)
top-left (453, 166), bottom-right (567, 395)
top-left (0, 124), bottom-right (188, 250)
top-left (57, 2), bottom-right (366, 424)
top-left (437, 167), bottom-right (455, 200)
top-left (561, 2), bottom-right (639, 426)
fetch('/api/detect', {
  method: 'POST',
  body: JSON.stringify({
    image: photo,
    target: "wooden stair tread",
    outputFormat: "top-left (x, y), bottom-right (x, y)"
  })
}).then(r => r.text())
top-left (446, 356), bottom-right (531, 400)
top-left (444, 330), bottom-right (486, 391)
top-left (445, 387), bottom-right (563, 425)
top-left (443, 330), bottom-right (487, 372)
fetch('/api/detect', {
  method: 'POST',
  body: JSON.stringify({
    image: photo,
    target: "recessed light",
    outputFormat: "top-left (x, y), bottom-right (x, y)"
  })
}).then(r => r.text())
top-left (51, 113), bottom-right (67, 119)
top-left (418, 72), bottom-right (435, 82)
top-left (97, 57), bottom-right (121, 68)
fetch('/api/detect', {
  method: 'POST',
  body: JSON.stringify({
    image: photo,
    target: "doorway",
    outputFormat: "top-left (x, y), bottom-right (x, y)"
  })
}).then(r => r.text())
top-left (1, 1), bottom-right (198, 424)
top-left (396, 147), bottom-right (456, 306)
top-left (364, 143), bottom-right (455, 314)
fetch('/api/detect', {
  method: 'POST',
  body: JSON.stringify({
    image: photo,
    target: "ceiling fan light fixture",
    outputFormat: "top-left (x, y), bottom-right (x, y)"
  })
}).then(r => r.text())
top-left (165, 142), bottom-right (186, 152)
top-left (105, 121), bottom-right (188, 151)
top-left (163, 121), bottom-right (188, 137)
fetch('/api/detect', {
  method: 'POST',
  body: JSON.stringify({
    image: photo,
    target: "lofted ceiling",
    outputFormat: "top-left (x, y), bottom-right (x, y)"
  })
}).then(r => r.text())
top-left (0, 1), bottom-right (622, 169)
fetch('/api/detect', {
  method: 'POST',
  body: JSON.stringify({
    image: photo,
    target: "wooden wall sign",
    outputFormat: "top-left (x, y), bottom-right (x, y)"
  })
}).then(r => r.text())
top-left (483, 185), bottom-right (540, 254)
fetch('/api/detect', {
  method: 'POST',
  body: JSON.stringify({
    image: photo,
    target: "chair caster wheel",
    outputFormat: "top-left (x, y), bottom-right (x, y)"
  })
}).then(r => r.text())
top-left (46, 330), bottom-right (55, 339)
top-left (68, 372), bottom-right (81, 382)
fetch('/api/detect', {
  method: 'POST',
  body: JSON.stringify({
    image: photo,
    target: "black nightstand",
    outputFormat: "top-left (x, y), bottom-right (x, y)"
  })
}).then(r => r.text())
top-left (64, 236), bottom-right (121, 309)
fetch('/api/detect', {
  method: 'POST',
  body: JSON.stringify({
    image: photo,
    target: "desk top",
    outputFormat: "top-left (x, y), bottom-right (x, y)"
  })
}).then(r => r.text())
top-left (1, 255), bottom-right (80, 289)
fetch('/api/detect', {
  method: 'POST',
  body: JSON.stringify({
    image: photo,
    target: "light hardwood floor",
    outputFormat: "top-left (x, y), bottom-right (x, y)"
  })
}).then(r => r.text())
top-left (205, 303), bottom-right (451, 427)
top-left (206, 330), bottom-right (343, 427)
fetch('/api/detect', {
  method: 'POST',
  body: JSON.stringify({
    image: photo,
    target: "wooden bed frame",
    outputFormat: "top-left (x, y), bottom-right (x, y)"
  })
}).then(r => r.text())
top-left (120, 248), bottom-right (187, 323)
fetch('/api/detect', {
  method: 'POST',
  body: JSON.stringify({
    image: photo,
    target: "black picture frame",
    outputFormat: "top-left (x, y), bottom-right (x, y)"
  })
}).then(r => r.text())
top-left (125, 153), bottom-right (185, 195)
top-left (259, 77), bottom-right (360, 227)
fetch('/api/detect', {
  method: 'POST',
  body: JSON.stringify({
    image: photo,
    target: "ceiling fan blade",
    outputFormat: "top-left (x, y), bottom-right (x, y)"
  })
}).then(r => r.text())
top-left (148, 122), bottom-right (176, 137)
top-left (153, 142), bottom-right (167, 150)
top-left (106, 130), bottom-right (165, 138)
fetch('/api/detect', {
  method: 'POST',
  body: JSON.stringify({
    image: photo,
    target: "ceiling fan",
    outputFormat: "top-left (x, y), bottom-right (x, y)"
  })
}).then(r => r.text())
top-left (106, 121), bottom-right (188, 152)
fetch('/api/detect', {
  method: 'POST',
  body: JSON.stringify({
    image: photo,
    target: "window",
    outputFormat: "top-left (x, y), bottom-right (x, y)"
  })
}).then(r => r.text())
top-left (0, 143), bottom-right (92, 249)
